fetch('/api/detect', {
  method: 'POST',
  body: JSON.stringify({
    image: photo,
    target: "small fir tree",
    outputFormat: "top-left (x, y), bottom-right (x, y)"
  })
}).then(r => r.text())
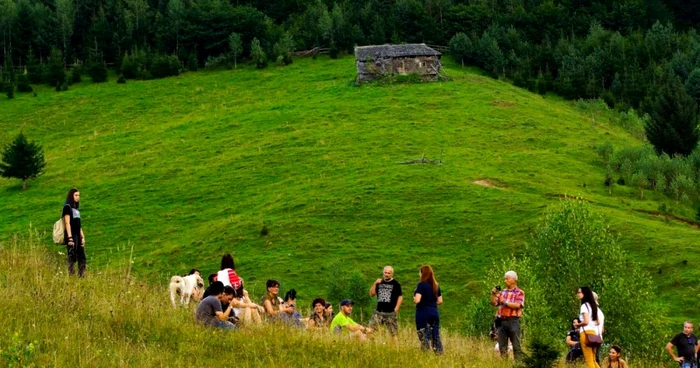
top-left (273, 32), bottom-right (295, 65)
top-left (6, 84), bottom-right (14, 99)
top-left (46, 48), bottom-right (66, 87)
top-left (87, 41), bottom-right (108, 83)
top-left (16, 74), bottom-right (31, 93)
top-left (0, 133), bottom-right (46, 190)
top-left (645, 74), bottom-right (700, 157)
top-left (228, 32), bottom-right (242, 69)
top-left (250, 38), bottom-right (267, 69)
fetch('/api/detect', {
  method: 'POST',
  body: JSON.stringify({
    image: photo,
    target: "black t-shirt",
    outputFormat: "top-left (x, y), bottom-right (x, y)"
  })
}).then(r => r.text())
top-left (414, 282), bottom-right (441, 311)
top-left (670, 333), bottom-right (698, 361)
top-left (62, 204), bottom-right (82, 246)
top-left (568, 329), bottom-right (580, 343)
top-left (375, 279), bottom-right (403, 313)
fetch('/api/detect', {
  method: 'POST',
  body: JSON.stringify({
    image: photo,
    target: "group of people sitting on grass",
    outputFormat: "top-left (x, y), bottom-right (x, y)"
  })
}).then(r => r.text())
top-left (187, 254), bottom-right (444, 353)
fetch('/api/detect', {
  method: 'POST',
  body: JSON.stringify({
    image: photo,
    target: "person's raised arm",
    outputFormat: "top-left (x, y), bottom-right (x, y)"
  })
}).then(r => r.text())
top-left (490, 287), bottom-right (499, 306)
top-left (370, 278), bottom-right (381, 297)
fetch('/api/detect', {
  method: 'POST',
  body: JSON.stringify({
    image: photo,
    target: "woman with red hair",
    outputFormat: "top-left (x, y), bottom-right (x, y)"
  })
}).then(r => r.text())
top-left (413, 265), bottom-right (444, 353)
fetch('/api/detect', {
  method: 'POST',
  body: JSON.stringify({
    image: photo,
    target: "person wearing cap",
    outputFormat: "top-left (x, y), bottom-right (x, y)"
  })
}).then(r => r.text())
top-left (330, 299), bottom-right (373, 340)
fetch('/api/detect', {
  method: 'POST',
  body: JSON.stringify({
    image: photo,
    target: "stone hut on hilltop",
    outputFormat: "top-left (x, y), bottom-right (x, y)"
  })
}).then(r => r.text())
top-left (354, 43), bottom-right (442, 83)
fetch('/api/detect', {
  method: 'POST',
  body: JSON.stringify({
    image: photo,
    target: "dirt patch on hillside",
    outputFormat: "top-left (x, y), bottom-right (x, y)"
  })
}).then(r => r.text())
top-left (634, 209), bottom-right (700, 229)
top-left (491, 100), bottom-right (515, 108)
top-left (545, 194), bottom-right (593, 203)
top-left (473, 179), bottom-right (506, 189)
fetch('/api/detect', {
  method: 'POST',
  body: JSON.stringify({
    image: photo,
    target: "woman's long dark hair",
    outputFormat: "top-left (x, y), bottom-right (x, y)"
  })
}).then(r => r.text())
top-left (65, 188), bottom-right (79, 209)
top-left (571, 318), bottom-right (580, 331)
top-left (579, 286), bottom-right (598, 321)
top-left (220, 253), bottom-right (235, 270)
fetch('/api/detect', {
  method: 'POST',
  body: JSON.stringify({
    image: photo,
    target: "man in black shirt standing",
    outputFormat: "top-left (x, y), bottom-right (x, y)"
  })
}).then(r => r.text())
top-left (369, 265), bottom-right (403, 336)
top-left (667, 321), bottom-right (700, 368)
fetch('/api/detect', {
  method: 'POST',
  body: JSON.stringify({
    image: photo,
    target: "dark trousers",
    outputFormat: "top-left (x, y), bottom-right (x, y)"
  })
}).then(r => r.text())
top-left (497, 318), bottom-right (523, 361)
top-left (416, 310), bottom-right (443, 354)
top-left (67, 245), bottom-right (86, 277)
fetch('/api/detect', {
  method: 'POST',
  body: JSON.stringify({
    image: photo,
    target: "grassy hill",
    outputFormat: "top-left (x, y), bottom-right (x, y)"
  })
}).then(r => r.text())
top-left (1, 56), bottom-right (699, 328)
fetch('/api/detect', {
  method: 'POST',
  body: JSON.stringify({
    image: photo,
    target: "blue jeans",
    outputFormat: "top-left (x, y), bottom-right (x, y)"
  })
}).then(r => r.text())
top-left (416, 309), bottom-right (443, 354)
top-left (680, 362), bottom-right (697, 368)
top-left (214, 321), bottom-right (236, 330)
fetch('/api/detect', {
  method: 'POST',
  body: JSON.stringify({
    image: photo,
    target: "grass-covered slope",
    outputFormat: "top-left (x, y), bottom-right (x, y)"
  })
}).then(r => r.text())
top-left (1, 56), bottom-right (698, 326)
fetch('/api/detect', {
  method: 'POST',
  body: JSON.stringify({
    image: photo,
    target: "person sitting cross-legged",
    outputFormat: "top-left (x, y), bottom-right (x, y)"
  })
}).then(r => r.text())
top-left (330, 299), bottom-right (373, 340)
top-left (195, 281), bottom-right (236, 330)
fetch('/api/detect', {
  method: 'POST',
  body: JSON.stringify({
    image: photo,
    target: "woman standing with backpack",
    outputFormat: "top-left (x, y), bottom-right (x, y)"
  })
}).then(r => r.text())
top-left (63, 188), bottom-right (86, 277)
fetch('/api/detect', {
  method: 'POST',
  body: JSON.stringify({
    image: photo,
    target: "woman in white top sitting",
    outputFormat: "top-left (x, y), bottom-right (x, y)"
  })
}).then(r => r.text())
top-left (574, 287), bottom-right (602, 368)
top-left (229, 282), bottom-right (263, 325)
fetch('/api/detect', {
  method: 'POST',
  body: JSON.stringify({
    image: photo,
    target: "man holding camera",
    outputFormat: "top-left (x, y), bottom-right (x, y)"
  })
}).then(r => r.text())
top-left (490, 270), bottom-right (525, 361)
top-left (369, 265), bottom-right (403, 337)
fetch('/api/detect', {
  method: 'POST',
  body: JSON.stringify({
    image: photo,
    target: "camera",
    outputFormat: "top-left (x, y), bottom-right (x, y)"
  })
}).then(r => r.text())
top-left (495, 285), bottom-right (502, 291)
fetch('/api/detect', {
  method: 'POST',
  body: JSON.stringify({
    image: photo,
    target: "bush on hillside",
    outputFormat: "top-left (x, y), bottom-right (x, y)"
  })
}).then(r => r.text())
top-left (326, 269), bottom-right (372, 323)
top-left (464, 201), bottom-right (666, 362)
top-left (251, 38), bottom-right (268, 69)
top-left (150, 54), bottom-right (180, 79)
top-left (204, 54), bottom-right (232, 70)
top-left (69, 66), bottom-right (82, 84)
top-left (16, 74), bottom-right (32, 93)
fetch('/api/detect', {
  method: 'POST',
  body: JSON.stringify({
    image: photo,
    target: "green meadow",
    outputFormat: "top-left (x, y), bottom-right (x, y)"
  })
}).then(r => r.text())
top-left (1, 56), bottom-right (698, 329)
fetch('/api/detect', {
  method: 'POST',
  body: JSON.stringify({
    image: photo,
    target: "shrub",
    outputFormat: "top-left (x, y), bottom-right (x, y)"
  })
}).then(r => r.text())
top-left (117, 75), bottom-right (126, 84)
top-left (150, 55), bottom-right (180, 79)
top-left (204, 54), bottom-right (232, 70)
top-left (251, 38), bottom-right (268, 69)
top-left (273, 32), bottom-right (295, 65)
top-left (70, 66), bottom-right (82, 84)
top-left (519, 337), bottom-right (560, 368)
top-left (120, 52), bottom-right (139, 79)
top-left (326, 269), bottom-right (372, 323)
top-left (87, 58), bottom-right (108, 83)
top-left (6, 84), bottom-right (14, 99)
top-left (16, 75), bottom-right (32, 93)
top-left (187, 53), bottom-right (198, 72)
top-left (596, 141), bottom-right (614, 165)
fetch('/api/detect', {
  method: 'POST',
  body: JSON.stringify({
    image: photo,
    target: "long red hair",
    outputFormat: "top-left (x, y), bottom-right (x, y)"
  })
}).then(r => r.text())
top-left (420, 265), bottom-right (439, 296)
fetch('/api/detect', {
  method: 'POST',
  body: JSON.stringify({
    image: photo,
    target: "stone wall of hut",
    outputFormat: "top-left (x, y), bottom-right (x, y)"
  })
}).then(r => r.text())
top-left (356, 55), bottom-right (441, 82)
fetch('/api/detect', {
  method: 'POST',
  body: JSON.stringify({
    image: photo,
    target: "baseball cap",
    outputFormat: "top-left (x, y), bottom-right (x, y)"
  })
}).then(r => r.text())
top-left (340, 299), bottom-right (354, 306)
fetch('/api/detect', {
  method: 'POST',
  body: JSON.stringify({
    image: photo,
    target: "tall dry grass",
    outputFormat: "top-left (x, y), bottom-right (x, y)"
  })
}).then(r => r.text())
top-left (0, 232), bottom-right (667, 367)
top-left (0, 232), bottom-right (512, 367)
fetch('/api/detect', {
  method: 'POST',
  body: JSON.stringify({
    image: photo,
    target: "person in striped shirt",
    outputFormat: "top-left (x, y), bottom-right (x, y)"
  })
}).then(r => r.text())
top-left (490, 270), bottom-right (525, 361)
top-left (214, 253), bottom-right (243, 289)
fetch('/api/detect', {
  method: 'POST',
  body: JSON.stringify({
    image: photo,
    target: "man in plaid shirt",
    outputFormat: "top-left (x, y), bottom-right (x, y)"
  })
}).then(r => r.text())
top-left (490, 270), bottom-right (525, 361)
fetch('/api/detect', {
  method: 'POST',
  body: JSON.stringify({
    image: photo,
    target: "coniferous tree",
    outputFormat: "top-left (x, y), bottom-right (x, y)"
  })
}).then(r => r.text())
top-left (16, 74), bottom-right (31, 92)
top-left (0, 133), bottom-right (46, 190)
top-left (87, 41), bottom-right (108, 83)
top-left (46, 48), bottom-right (66, 87)
top-left (645, 75), bottom-right (700, 157)
top-left (273, 32), bottom-right (294, 65)
top-left (685, 68), bottom-right (700, 107)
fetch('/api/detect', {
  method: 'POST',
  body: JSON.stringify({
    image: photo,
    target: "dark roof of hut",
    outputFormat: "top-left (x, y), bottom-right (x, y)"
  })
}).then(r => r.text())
top-left (354, 44), bottom-right (441, 60)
